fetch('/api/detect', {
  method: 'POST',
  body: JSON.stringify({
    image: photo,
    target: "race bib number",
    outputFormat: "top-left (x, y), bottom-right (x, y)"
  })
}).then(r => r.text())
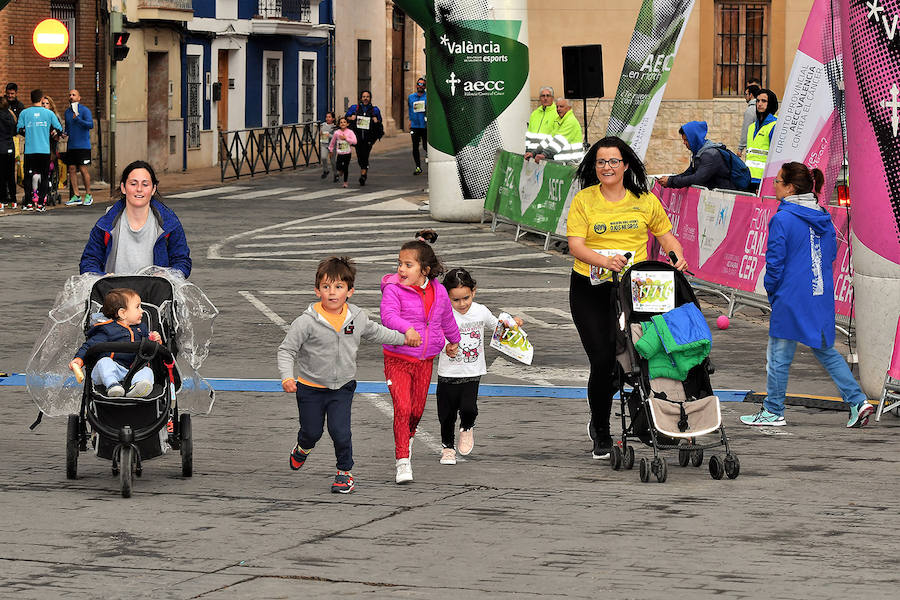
top-left (356, 116), bottom-right (371, 130)
top-left (337, 140), bottom-right (350, 153)
top-left (589, 249), bottom-right (634, 285)
top-left (413, 100), bottom-right (425, 113)
top-left (630, 270), bottom-right (675, 312)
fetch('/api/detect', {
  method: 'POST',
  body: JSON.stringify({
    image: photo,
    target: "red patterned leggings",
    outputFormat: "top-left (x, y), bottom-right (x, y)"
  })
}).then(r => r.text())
top-left (384, 354), bottom-right (434, 459)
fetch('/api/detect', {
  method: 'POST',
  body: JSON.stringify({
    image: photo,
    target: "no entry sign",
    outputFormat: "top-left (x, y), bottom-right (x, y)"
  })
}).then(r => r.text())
top-left (33, 18), bottom-right (69, 59)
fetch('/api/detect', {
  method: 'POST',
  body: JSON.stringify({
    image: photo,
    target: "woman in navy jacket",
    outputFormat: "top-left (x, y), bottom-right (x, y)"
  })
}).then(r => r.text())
top-left (740, 162), bottom-right (872, 428)
top-left (79, 160), bottom-right (191, 278)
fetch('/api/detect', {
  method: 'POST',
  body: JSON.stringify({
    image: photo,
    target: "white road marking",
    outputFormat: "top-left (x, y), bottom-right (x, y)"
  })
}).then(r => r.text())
top-left (358, 393), bottom-right (447, 457)
top-left (221, 187), bottom-right (299, 199)
top-left (462, 252), bottom-right (564, 265)
top-left (488, 357), bottom-right (589, 386)
top-left (238, 230), bottom-right (497, 246)
top-left (282, 188), bottom-right (356, 200)
top-left (268, 221), bottom-right (468, 234)
top-left (238, 291), bottom-right (289, 332)
top-left (168, 186), bottom-right (248, 199)
top-left (500, 307), bottom-right (576, 330)
top-left (357, 241), bottom-right (527, 263)
top-left (257, 288), bottom-right (570, 295)
top-left (333, 189), bottom-right (416, 203)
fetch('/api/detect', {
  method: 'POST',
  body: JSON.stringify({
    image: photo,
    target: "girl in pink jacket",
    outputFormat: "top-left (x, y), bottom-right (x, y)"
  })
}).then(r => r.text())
top-left (328, 117), bottom-right (357, 188)
top-left (380, 230), bottom-right (461, 484)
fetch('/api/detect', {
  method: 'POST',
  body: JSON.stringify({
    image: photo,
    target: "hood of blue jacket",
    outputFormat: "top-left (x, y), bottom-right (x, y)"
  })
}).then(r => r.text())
top-left (778, 198), bottom-right (832, 235)
top-left (681, 121), bottom-right (708, 155)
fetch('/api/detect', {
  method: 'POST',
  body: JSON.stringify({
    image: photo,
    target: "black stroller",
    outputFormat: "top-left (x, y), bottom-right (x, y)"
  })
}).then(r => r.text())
top-left (66, 276), bottom-right (193, 497)
top-left (610, 259), bottom-right (739, 483)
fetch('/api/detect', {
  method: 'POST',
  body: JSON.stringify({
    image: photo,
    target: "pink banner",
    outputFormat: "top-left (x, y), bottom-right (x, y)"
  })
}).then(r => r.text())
top-left (841, 0), bottom-right (900, 266)
top-left (652, 184), bottom-right (852, 316)
top-left (759, 0), bottom-right (844, 201)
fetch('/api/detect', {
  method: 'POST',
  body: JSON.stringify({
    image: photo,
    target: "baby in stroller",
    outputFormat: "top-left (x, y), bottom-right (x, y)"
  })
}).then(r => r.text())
top-left (69, 287), bottom-right (161, 398)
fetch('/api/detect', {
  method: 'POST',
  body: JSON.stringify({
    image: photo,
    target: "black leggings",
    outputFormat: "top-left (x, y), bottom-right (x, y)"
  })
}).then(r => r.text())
top-left (436, 377), bottom-right (480, 448)
top-left (411, 128), bottom-right (427, 167)
top-left (0, 153), bottom-right (15, 203)
top-left (356, 141), bottom-right (374, 171)
top-left (569, 271), bottom-right (618, 444)
top-left (336, 154), bottom-right (351, 182)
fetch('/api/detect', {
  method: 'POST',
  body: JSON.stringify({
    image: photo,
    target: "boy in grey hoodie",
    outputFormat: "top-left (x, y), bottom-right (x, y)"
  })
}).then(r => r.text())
top-left (278, 256), bottom-right (418, 493)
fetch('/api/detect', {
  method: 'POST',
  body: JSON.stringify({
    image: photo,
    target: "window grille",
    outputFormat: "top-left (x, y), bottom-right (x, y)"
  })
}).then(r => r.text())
top-left (50, 1), bottom-right (76, 63)
top-left (187, 55), bottom-right (201, 148)
top-left (715, 2), bottom-right (769, 96)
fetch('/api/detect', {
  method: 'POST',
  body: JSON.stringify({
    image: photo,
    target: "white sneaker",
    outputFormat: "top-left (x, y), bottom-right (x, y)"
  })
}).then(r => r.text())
top-left (395, 458), bottom-right (413, 484)
top-left (440, 448), bottom-right (457, 465)
top-left (127, 380), bottom-right (153, 398)
top-left (107, 384), bottom-right (125, 397)
top-left (408, 434), bottom-right (414, 459)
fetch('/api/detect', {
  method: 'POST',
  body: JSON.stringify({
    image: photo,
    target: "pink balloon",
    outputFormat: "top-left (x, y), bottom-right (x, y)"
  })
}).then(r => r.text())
top-left (716, 315), bottom-right (730, 330)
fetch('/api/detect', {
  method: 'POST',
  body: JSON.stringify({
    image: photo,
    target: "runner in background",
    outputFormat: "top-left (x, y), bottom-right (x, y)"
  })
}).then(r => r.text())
top-left (408, 77), bottom-right (427, 175)
top-left (346, 91), bottom-right (384, 187)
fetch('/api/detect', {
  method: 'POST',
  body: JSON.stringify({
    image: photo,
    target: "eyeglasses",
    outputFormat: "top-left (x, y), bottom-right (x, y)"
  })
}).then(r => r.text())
top-left (773, 178), bottom-right (784, 184)
top-left (596, 158), bottom-right (623, 168)
top-left (539, 93), bottom-right (552, 97)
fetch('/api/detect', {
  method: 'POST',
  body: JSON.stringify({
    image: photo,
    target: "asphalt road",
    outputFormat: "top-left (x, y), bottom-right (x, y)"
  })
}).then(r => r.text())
top-left (1, 148), bottom-right (897, 599)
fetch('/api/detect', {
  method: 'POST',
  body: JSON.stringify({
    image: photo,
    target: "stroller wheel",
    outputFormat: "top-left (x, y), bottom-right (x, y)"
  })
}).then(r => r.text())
top-left (691, 448), bottom-right (704, 468)
top-left (653, 457), bottom-right (668, 483)
top-left (678, 447), bottom-right (690, 467)
top-left (623, 445), bottom-right (635, 470)
top-left (610, 445), bottom-right (623, 471)
top-left (120, 445), bottom-right (135, 498)
top-left (66, 414), bottom-right (79, 480)
top-left (709, 454), bottom-right (725, 480)
top-left (639, 457), bottom-right (651, 482)
top-left (724, 453), bottom-right (741, 479)
top-left (180, 413), bottom-right (193, 478)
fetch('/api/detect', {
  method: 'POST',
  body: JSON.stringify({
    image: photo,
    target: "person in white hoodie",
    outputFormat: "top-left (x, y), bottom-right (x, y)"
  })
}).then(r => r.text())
top-left (277, 256), bottom-right (418, 494)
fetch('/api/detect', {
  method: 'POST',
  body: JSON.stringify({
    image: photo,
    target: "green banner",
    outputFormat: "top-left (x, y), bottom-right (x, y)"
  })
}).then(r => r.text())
top-left (484, 151), bottom-right (580, 234)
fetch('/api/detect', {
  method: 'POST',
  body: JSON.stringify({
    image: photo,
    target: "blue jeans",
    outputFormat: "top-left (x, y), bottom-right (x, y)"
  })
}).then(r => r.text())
top-left (92, 357), bottom-right (153, 389)
top-left (765, 336), bottom-right (867, 416)
top-left (296, 380), bottom-right (356, 472)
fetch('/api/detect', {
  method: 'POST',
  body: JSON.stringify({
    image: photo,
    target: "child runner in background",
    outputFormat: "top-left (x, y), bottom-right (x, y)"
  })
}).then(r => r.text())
top-left (278, 256), bottom-right (418, 494)
top-left (380, 230), bottom-right (461, 484)
top-left (70, 287), bottom-right (161, 398)
top-left (436, 268), bottom-right (523, 465)
top-left (328, 117), bottom-right (357, 188)
top-left (319, 111), bottom-right (337, 182)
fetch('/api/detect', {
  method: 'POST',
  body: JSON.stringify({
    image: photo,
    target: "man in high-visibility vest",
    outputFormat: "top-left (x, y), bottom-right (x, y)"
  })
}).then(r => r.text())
top-left (745, 89), bottom-right (778, 191)
top-left (530, 98), bottom-right (585, 163)
top-left (524, 86), bottom-right (556, 157)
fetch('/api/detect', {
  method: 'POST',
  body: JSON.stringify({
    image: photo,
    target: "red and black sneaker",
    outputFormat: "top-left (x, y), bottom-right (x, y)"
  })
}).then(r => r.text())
top-left (289, 444), bottom-right (311, 470)
top-left (331, 470), bottom-right (355, 494)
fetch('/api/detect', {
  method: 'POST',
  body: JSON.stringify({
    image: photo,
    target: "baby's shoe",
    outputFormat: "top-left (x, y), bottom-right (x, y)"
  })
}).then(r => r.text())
top-left (127, 380), bottom-right (153, 398)
top-left (107, 384), bottom-right (125, 397)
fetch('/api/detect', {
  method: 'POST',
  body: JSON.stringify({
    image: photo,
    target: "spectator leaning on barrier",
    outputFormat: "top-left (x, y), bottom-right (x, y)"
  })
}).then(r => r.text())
top-left (658, 121), bottom-right (732, 190)
top-left (737, 84), bottom-right (760, 158)
top-left (524, 86), bottom-right (556, 157)
top-left (745, 88), bottom-right (778, 190)
top-left (528, 99), bottom-right (586, 164)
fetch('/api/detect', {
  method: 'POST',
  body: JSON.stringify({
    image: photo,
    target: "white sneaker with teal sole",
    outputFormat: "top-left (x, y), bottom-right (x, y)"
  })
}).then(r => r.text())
top-left (740, 409), bottom-right (786, 426)
top-left (847, 402), bottom-right (874, 428)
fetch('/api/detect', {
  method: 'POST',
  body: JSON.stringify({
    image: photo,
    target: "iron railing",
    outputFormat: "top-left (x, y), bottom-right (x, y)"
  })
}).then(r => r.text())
top-left (218, 122), bottom-right (321, 181)
top-left (257, 0), bottom-right (311, 21)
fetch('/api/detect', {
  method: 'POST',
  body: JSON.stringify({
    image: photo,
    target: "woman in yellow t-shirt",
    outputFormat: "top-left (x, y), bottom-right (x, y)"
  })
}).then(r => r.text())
top-left (566, 136), bottom-right (688, 461)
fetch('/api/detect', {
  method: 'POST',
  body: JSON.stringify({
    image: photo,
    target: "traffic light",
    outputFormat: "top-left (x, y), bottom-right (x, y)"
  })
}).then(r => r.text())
top-left (112, 31), bottom-right (130, 62)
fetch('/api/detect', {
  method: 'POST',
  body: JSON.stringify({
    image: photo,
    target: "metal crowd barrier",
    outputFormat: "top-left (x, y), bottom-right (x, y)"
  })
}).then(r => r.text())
top-left (218, 122), bottom-right (322, 181)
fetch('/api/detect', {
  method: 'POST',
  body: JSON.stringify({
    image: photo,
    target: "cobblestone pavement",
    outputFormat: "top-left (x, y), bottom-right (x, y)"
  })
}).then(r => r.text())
top-left (1, 147), bottom-right (898, 598)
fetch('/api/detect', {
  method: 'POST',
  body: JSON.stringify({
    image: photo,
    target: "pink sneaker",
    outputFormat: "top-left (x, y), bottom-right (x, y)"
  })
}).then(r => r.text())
top-left (458, 428), bottom-right (475, 455)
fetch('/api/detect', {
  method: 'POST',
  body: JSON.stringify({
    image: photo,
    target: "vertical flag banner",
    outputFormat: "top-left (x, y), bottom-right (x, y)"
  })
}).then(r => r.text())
top-left (606, 0), bottom-right (696, 158)
top-left (841, 0), bottom-right (900, 397)
top-left (760, 0), bottom-right (845, 199)
top-left (395, 0), bottom-right (531, 222)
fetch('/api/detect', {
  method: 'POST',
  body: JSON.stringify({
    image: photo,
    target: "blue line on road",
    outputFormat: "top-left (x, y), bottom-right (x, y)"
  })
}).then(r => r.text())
top-left (0, 373), bottom-right (751, 402)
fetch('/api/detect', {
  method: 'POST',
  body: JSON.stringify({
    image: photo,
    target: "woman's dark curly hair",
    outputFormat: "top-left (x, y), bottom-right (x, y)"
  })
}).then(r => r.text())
top-left (575, 136), bottom-right (649, 196)
top-left (400, 229), bottom-right (444, 280)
